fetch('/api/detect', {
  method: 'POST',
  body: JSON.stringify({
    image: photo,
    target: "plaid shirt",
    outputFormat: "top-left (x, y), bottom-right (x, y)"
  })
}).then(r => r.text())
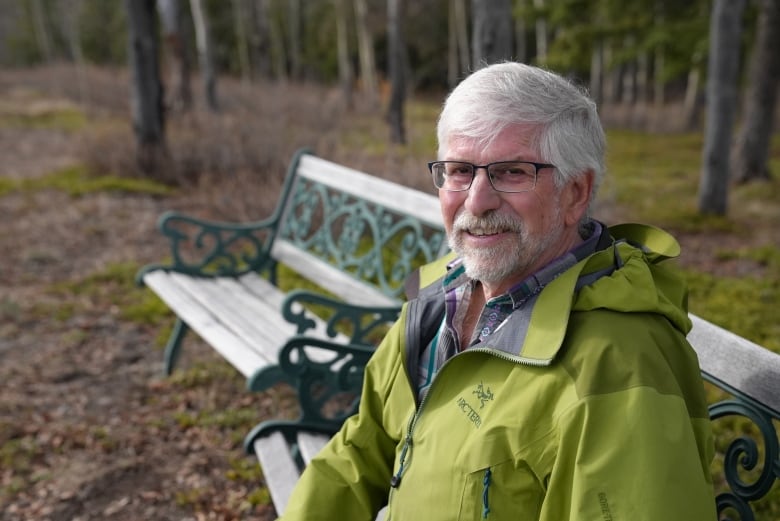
top-left (417, 221), bottom-right (603, 401)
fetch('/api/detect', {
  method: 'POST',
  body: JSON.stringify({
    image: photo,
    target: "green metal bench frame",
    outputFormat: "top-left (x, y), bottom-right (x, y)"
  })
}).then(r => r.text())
top-left (136, 147), bottom-right (448, 392)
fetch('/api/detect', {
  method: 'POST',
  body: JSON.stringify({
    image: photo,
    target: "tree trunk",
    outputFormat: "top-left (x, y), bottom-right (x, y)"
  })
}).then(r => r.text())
top-left (157, 0), bottom-right (192, 111)
top-left (733, 0), bottom-right (780, 183)
top-left (514, 0), bottom-right (527, 64)
top-left (653, 46), bottom-right (664, 107)
top-left (264, 0), bottom-right (288, 81)
top-left (453, 0), bottom-right (469, 81)
top-left (354, 0), bottom-right (378, 107)
top-left (590, 41), bottom-right (603, 106)
top-left (682, 59), bottom-right (702, 131)
top-left (31, 0), bottom-right (52, 62)
top-left (60, 0), bottom-right (89, 103)
top-left (125, 0), bottom-right (166, 174)
top-left (335, 0), bottom-right (354, 108)
top-left (232, 0), bottom-right (252, 83)
top-left (698, 0), bottom-right (745, 216)
top-left (387, 0), bottom-right (406, 144)
top-left (471, 0), bottom-right (512, 68)
top-left (189, 0), bottom-right (218, 110)
top-left (533, 0), bottom-right (547, 63)
top-left (288, 0), bottom-right (302, 80)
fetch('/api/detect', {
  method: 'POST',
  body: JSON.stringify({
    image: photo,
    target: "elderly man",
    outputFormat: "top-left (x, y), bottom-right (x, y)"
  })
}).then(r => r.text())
top-left (278, 62), bottom-right (717, 520)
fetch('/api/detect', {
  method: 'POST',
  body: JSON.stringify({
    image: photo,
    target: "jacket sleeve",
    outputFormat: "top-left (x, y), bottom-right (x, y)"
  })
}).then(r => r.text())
top-left (538, 386), bottom-right (717, 521)
top-left (277, 314), bottom-right (410, 521)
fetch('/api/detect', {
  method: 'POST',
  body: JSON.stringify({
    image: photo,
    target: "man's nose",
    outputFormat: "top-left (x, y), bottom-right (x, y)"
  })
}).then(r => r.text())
top-left (464, 167), bottom-right (501, 216)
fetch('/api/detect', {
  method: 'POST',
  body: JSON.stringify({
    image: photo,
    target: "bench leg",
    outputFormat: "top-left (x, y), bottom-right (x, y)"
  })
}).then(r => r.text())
top-left (163, 318), bottom-right (189, 376)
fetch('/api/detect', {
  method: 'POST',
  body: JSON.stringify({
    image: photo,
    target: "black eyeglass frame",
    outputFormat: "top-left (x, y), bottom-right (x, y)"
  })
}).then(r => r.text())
top-left (427, 160), bottom-right (557, 193)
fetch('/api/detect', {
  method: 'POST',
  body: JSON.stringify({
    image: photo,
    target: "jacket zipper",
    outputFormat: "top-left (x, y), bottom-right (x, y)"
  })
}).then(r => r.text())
top-left (391, 347), bottom-right (548, 490)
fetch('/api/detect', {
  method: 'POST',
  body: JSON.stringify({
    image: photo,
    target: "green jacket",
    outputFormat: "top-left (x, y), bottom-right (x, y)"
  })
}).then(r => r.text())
top-left (279, 224), bottom-right (717, 521)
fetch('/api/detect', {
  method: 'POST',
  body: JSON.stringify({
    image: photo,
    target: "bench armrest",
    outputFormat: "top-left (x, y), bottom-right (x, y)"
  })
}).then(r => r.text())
top-left (247, 335), bottom-right (375, 434)
top-left (136, 210), bottom-right (280, 282)
top-left (281, 289), bottom-right (401, 344)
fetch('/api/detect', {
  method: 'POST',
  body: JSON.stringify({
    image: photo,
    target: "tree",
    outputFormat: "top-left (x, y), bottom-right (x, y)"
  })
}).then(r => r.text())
top-left (471, 0), bottom-right (512, 68)
top-left (698, 0), bottom-right (745, 216)
top-left (189, 0), bottom-right (218, 110)
top-left (335, 0), bottom-right (354, 107)
top-left (448, 0), bottom-right (469, 88)
top-left (125, 0), bottom-right (166, 173)
top-left (732, 0), bottom-right (780, 183)
top-left (387, 0), bottom-right (406, 144)
top-left (157, 0), bottom-right (192, 111)
top-left (354, 0), bottom-right (378, 107)
top-left (30, 0), bottom-right (53, 62)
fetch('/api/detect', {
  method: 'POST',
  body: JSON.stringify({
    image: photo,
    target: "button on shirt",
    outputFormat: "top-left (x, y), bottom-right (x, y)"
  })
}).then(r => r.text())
top-left (416, 221), bottom-right (603, 401)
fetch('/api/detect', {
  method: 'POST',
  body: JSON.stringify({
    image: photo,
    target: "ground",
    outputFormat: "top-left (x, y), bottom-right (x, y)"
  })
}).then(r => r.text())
top-left (0, 68), bottom-right (292, 521)
top-left (1, 65), bottom-right (777, 521)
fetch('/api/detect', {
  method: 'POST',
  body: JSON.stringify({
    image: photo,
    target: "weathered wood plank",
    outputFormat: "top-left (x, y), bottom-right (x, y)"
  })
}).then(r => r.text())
top-left (254, 432), bottom-right (300, 516)
top-left (271, 240), bottom-right (400, 307)
top-left (143, 271), bottom-right (269, 377)
top-left (296, 431), bottom-right (330, 465)
top-left (688, 313), bottom-right (780, 414)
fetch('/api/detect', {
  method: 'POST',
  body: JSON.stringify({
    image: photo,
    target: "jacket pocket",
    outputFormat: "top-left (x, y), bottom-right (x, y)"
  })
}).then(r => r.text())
top-left (459, 458), bottom-right (544, 520)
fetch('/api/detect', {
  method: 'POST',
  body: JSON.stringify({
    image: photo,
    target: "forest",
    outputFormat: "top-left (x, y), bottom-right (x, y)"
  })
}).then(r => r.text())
top-left (2, 0), bottom-right (777, 215)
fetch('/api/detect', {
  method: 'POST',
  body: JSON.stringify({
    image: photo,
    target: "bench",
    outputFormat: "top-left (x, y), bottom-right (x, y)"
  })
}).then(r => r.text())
top-left (136, 148), bottom-right (449, 398)
top-left (246, 313), bottom-right (780, 519)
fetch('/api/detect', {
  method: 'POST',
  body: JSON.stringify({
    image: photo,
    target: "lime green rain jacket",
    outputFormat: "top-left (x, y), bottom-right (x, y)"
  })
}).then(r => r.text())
top-left (279, 223), bottom-right (717, 521)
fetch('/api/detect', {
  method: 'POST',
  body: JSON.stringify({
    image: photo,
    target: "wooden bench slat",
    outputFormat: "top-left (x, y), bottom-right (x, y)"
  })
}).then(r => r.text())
top-left (296, 432), bottom-right (330, 465)
top-left (254, 432), bottom-right (300, 516)
top-left (168, 272), bottom-right (293, 356)
top-left (688, 313), bottom-right (780, 414)
top-left (271, 239), bottom-right (400, 307)
top-left (143, 271), bottom-right (269, 377)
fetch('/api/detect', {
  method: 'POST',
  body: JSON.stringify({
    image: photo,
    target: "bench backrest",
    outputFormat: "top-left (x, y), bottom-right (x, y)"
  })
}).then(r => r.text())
top-left (687, 313), bottom-right (780, 520)
top-left (270, 149), bottom-right (448, 306)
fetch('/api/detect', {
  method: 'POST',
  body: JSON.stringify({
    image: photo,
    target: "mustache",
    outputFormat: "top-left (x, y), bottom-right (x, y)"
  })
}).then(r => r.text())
top-left (453, 211), bottom-right (524, 234)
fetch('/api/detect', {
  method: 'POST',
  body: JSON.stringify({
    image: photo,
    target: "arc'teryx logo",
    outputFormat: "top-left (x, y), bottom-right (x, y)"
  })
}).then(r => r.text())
top-left (472, 382), bottom-right (494, 409)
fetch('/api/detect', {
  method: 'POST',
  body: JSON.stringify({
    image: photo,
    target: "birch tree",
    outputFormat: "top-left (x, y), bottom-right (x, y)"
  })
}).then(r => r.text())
top-left (448, 0), bottom-right (469, 88)
top-left (698, 0), bottom-right (745, 216)
top-left (354, 0), bottom-right (378, 106)
top-left (157, 0), bottom-right (192, 111)
top-left (189, 0), bottom-right (218, 110)
top-left (732, 0), bottom-right (780, 183)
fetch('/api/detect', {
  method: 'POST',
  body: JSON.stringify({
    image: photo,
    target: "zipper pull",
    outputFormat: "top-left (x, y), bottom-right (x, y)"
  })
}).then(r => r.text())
top-left (390, 436), bottom-right (413, 488)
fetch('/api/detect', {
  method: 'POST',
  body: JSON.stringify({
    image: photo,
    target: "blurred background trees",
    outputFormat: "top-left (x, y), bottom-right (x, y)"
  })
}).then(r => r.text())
top-left (0, 0), bottom-right (776, 215)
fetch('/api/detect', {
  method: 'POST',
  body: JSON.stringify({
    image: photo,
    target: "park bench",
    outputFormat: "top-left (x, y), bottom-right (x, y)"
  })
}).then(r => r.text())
top-left (136, 148), bottom-right (449, 395)
top-left (245, 313), bottom-right (780, 519)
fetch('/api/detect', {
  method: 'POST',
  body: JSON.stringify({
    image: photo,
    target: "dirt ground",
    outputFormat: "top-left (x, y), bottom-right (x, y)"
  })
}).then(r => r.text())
top-left (1, 65), bottom-right (777, 521)
top-left (0, 69), bottom-right (295, 521)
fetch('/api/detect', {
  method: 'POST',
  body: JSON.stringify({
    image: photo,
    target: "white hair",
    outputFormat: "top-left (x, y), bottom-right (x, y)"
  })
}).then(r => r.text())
top-left (437, 62), bottom-right (606, 204)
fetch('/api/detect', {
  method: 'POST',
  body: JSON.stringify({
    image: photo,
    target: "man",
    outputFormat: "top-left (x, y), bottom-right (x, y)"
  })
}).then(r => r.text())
top-left (278, 62), bottom-right (717, 520)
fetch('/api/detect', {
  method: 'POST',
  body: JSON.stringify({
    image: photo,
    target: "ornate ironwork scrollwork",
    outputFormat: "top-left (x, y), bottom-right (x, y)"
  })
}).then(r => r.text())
top-left (708, 396), bottom-right (780, 521)
top-left (139, 210), bottom-right (276, 278)
top-left (281, 178), bottom-right (446, 299)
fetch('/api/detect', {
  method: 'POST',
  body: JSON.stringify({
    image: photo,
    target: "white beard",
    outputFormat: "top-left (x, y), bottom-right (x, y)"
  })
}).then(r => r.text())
top-left (448, 207), bottom-right (564, 285)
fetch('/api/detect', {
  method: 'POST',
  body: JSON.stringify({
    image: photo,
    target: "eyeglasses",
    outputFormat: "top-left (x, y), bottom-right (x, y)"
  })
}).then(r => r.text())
top-left (428, 160), bottom-right (556, 193)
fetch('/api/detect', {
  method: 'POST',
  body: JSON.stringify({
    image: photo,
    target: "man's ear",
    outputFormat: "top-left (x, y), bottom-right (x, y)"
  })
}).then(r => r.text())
top-left (563, 170), bottom-right (594, 226)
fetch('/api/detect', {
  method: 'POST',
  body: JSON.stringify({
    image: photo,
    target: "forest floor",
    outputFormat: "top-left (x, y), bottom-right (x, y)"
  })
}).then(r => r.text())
top-left (1, 65), bottom-right (778, 521)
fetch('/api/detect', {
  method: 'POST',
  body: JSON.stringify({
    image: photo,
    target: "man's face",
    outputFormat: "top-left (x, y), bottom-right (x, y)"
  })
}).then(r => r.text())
top-left (438, 125), bottom-right (587, 295)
